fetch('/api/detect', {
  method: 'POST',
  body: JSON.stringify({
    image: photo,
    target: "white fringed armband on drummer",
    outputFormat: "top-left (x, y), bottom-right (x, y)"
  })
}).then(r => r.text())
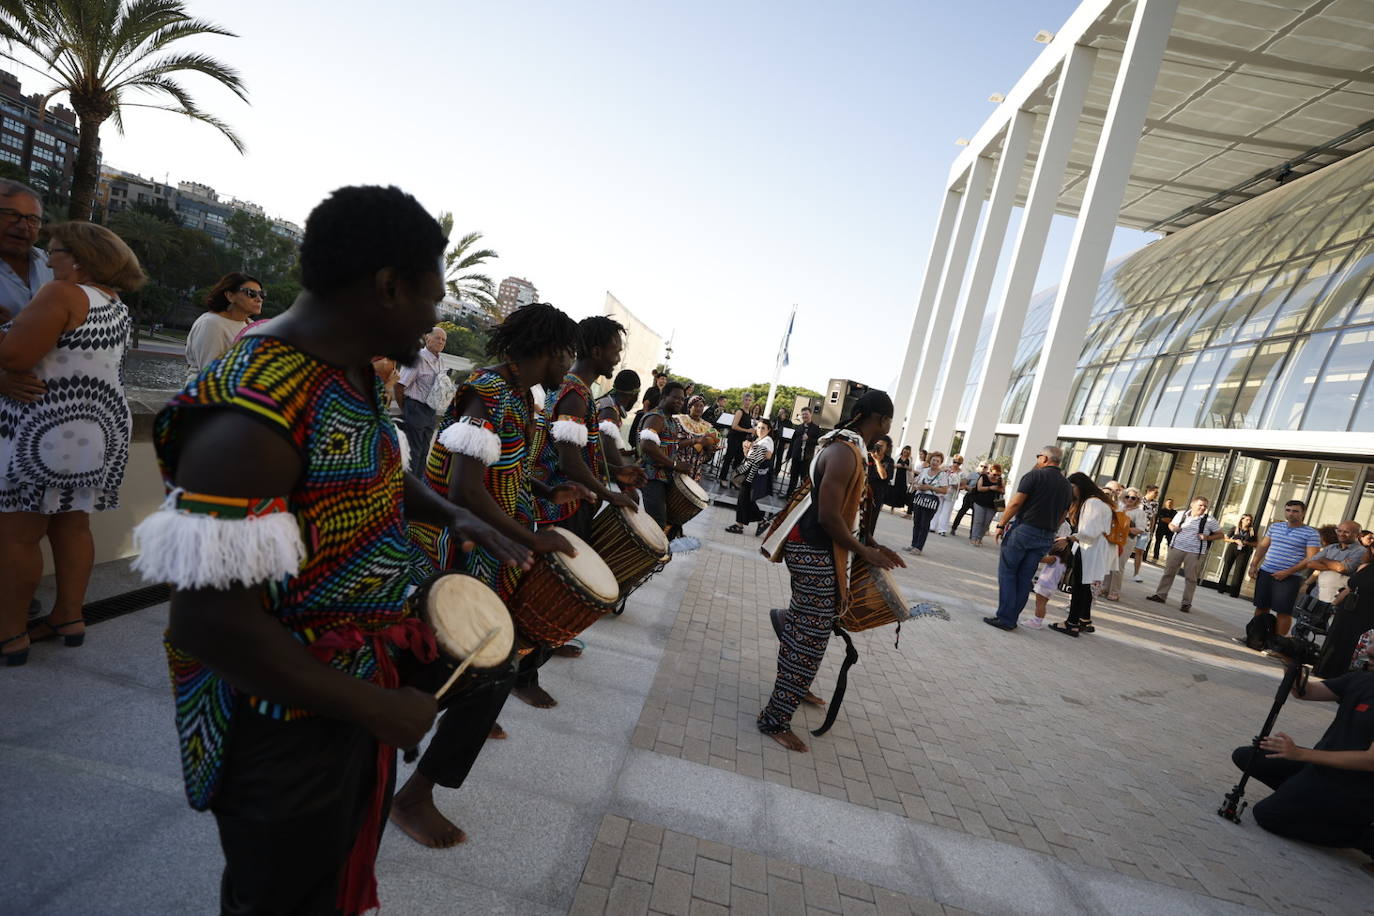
top-left (439, 416), bottom-right (501, 466)
top-left (131, 489), bottom-right (305, 590)
top-left (550, 416), bottom-right (589, 446)
top-left (599, 420), bottom-right (624, 448)
top-left (639, 428), bottom-right (661, 445)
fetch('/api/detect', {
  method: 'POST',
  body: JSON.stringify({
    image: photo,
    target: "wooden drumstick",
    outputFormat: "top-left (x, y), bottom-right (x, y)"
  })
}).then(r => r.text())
top-left (435, 628), bottom-right (504, 700)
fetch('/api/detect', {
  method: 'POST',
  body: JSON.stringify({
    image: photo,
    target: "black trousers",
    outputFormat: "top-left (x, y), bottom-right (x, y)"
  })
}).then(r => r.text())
top-left (1065, 553), bottom-right (1093, 626)
top-left (786, 457), bottom-right (808, 496)
top-left (212, 700), bottom-right (385, 916)
top-left (642, 479), bottom-right (669, 528)
top-left (720, 435), bottom-right (746, 482)
top-left (416, 669), bottom-right (516, 788)
top-left (1152, 526), bottom-right (1172, 560)
top-left (951, 492), bottom-right (975, 532)
top-left (1218, 544), bottom-right (1252, 597)
top-left (1231, 747), bottom-right (1374, 850)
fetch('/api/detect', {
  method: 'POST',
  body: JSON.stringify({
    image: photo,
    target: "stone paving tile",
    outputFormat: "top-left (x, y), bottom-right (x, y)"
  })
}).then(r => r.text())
top-left (575, 815), bottom-right (961, 915)
top-left (631, 503), bottom-right (1373, 914)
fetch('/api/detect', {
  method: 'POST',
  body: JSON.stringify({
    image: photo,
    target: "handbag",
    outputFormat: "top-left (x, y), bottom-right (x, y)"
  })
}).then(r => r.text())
top-left (911, 474), bottom-right (940, 512)
top-left (730, 470), bottom-right (747, 488)
top-left (424, 367), bottom-right (456, 413)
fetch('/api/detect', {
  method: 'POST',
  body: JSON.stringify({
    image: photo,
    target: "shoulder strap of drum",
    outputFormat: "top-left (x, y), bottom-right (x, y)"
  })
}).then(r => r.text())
top-left (810, 622), bottom-right (859, 737)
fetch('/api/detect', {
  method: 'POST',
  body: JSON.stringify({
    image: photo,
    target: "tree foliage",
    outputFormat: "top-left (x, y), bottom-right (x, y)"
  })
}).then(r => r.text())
top-left (653, 365), bottom-right (821, 415)
top-left (436, 211), bottom-right (499, 322)
top-left (0, 0), bottom-right (248, 220)
top-left (436, 320), bottom-right (489, 361)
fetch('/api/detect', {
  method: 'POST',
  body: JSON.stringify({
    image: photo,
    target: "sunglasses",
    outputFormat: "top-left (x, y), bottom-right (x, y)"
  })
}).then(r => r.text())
top-left (237, 288), bottom-right (266, 300)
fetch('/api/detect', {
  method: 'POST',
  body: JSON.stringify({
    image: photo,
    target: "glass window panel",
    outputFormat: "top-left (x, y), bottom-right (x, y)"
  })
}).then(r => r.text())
top-left (1129, 355), bottom-right (1177, 425)
top-left (1309, 185), bottom-right (1374, 251)
top-left (1158, 282), bottom-right (1224, 352)
top-left (1353, 375), bottom-right (1374, 434)
top-left (1146, 352), bottom-right (1197, 427)
top-left (1198, 344), bottom-right (1255, 429)
top-left (1265, 246), bottom-right (1351, 338)
top-left (1301, 328), bottom-right (1374, 431)
top-left (1259, 332), bottom-right (1337, 429)
top-left (1230, 341), bottom-right (1289, 429)
top-left (1234, 257), bottom-right (1314, 343)
top-left (1306, 463), bottom-right (1360, 527)
top-left (1305, 237), bottom-right (1374, 331)
top-left (1132, 302), bottom-right (1175, 358)
top-left (1184, 277), bottom-right (1244, 350)
top-left (1112, 360), bottom-right (1149, 425)
top-left (1000, 373), bottom-right (1033, 424)
top-left (1207, 268), bottom-right (1275, 347)
top-left (1104, 309), bottom-right (1147, 362)
top-left (1171, 347), bottom-right (1225, 428)
top-left (1063, 367), bottom-right (1100, 425)
top-left (1259, 204), bottom-right (1326, 267)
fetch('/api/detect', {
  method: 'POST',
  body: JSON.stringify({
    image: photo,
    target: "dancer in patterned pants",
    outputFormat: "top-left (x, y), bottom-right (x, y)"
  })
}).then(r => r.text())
top-left (758, 538), bottom-right (837, 733)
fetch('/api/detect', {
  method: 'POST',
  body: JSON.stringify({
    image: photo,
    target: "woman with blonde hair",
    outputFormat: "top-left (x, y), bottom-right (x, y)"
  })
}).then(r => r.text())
top-left (0, 222), bottom-right (144, 665)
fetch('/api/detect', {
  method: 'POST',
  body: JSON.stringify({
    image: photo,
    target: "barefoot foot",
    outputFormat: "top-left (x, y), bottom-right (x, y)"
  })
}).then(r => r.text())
top-left (801, 692), bottom-right (826, 707)
top-left (389, 795), bottom-right (467, 848)
top-left (488, 722), bottom-right (507, 740)
top-left (764, 729), bottom-right (809, 753)
top-left (513, 684), bottom-right (558, 708)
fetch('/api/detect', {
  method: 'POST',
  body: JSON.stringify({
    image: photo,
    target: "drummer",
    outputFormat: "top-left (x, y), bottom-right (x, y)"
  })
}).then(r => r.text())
top-left (595, 368), bottom-right (640, 457)
top-left (638, 381), bottom-right (698, 529)
top-left (757, 390), bottom-right (906, 754)
top-left (397, 302), bottom-right (593, 850)
top-left (531, 316), bottom-right (646, 541)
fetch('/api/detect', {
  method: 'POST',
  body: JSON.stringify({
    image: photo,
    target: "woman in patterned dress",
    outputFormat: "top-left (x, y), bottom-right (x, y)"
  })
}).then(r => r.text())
top-left (0, 222), bottom-right (143, 665)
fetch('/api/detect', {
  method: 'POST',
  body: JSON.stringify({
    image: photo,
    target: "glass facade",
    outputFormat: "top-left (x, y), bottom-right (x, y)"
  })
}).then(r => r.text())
top-left (987, 147), bottom-right (1374, 431)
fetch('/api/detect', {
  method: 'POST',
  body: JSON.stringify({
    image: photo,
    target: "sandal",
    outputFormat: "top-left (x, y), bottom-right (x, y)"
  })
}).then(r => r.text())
top-left (724, 524), bottom-right (744, 534)
top-left (28, 615), bottom-right (86, 647)
top-left (2, 632), bottom-right (30, 667)
top-left (1048, 622), bottom-right (1080, 638)
top-left (1080, 623), bottom-right (1095, 633)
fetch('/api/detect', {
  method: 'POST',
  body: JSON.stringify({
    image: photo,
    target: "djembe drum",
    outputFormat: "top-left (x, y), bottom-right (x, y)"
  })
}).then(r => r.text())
top-left (507, 530), bottom-right (620, 647)
top-left (405, 573), bottom-right (515, 702)
top-left (588, 501), bottom-right (670, 598)
top-left (666, 474), bottom-right (709, 528)
top-left (841, 558), bottom-right (912, 632)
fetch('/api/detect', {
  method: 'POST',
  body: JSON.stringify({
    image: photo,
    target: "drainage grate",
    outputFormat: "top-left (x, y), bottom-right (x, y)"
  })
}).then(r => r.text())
top-left (82, 584), bottom-right (172, 625)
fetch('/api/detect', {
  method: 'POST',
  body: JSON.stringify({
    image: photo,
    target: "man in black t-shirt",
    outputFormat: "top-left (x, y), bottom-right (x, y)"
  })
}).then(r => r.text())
top-left (785, 408), bottom-right (822, 497)
top-left (1231, 664), bottom-right (1374, 853)
top-left (985, 445), bottom-right (1073, 630)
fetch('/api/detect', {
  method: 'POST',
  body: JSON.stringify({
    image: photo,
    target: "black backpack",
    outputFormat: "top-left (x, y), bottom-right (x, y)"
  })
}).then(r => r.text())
top-left (1245, 612), bottom-right (1277, 651)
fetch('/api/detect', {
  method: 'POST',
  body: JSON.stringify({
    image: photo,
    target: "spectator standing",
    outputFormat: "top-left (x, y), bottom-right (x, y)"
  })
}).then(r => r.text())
top-left (1146, 497), bottom-right (1223, 612)
top-left (968, 463), bottom-right (1005, 546)
top-left (889, 446), bottom-right (912, 512)
top-left (2, 222), bottom-right (144, 665)
top-left (1246, 500), bottom-right (1322, 640)
top-left (725, 418), bottom-right (774, 536)
top-left (951, 460), bottom-right (986, 534)
top-left (185, 272), bottom-right (264, 380)
top-left (906, 451), bottom-right (953, 555)
top-left (785, 406), bottom-right (821, 497)
top-left (1215, 513), bottom-right (1258, 597)
top-left (394, 325), bottom-right (447, 474)
top-left (0, 180), bottom-right (51, 326)
top-left (720, 392), bottom-right (754, 483)
top-left (1048, 473), bottom-right (1116, 637)
top-left (984, 446), bottom-right (1072, 630)
top-left (1133, 485), bottom-right (1160, 580)
top-left (932, 455), bottom-right (964, 536)
top-left (1302, 521), bottom-right (1366, 603)
top-left (1152, 496), bottom-right (1176, 560)
top-left (1099, 488), bottom-right (1148, 601)
top-left (771, 406), bottom-right (793, 489)
top-left (703, 394), bottom-right (727, 426)
top-left (867, 436), bottom-right (893, 510)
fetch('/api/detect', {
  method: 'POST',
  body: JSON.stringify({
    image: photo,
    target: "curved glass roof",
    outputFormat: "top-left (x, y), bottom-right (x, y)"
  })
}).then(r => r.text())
top-left (993, 145), bottom-right (1374, 433)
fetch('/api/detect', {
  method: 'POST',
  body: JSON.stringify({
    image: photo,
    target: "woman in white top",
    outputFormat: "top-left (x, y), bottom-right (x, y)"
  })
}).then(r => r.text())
top-left (184, 272), bottom-right (263, 380)
top-left (1050, 472), bottom-right (1116, 637)
top-left (726, 417), bottom-right (774, 536)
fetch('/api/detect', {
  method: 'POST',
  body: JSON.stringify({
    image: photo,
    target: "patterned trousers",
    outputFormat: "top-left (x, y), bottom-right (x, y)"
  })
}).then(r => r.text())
top-left (758, 539), bottom-right (837, 734)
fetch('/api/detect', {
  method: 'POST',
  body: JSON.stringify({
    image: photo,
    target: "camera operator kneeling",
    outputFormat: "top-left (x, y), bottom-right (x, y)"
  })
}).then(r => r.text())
top-left (1231, 666), bottom-right (1374, 854)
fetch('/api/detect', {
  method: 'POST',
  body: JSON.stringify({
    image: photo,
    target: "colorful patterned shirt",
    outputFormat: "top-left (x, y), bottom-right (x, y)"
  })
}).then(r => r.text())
top-left (531, 371), bottom-right (604, 524)
top-left (152, 336), bottom-right (411, 809)
top-left (411, 368), bottom-right (533, 600)
top-left (639, 408), bottom-right (684, 483)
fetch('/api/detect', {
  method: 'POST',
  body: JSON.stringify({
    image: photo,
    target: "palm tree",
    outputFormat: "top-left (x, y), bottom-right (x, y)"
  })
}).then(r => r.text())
top-left (437, 211), bottom-right (499, 321)
top-left (0, 0), bottom-right (247, 221)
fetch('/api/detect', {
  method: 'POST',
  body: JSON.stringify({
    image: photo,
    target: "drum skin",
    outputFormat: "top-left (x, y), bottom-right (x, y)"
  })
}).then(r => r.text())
top-left (405, 573), bottom-right (515, 701)
top-left (508, 530), bottom-right (620, 646)
top-left (841, 560), bottom-right (911, 632)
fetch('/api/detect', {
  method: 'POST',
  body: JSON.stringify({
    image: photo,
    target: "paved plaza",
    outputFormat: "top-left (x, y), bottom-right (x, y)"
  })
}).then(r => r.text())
top-left (5, 502), bottom-right (1373, 914)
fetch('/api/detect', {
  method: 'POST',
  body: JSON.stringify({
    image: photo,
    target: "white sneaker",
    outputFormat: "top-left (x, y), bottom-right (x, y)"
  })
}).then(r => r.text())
top-left (1133, 575), bottom-right (1144, 582)
top-left (1020, 616), bottom-right (1045, 630)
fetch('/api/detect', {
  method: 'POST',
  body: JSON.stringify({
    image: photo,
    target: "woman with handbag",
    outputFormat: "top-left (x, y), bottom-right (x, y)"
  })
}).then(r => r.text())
top-left (725, 418), bottom-right (775, 535)
top-left (1049, 473), bottom-right (1116, 637)
top-left (867, 436), bottom-right (893, 512)
top-left (906, 451), bottom-right (951, 555)
top-left (969, 463), bottom-right (1005, 546)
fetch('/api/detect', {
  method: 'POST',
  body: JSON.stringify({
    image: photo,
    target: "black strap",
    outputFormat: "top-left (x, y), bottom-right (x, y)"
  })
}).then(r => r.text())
top-left (810, 623), bottom-right (859, 737)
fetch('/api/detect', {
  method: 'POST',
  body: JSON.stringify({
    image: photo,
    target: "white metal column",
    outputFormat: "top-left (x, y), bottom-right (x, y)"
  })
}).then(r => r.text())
top-left (892, 188), bottom-right (961, 445)
top-left (961, 43), bottom-right (1098, 462)
top-left (1011, 0), bottom-right (1179, 479)
top-left (925, 108), bottom-right (1035, 455)
top-left (899, 154), bottom-right (994, 450)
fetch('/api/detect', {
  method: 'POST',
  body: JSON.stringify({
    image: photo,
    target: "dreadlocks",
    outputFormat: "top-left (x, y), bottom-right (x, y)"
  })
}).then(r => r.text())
top-left (576, 315), bottom-right (626, 359)
top-left (838, 389), bottom-right (895, 431)
top-left (485, 303), bottom-right (580, 361)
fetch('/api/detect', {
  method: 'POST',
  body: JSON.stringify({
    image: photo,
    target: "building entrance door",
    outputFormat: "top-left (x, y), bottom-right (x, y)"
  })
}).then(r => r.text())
top-left (1205, 454), bottom-right (1277, 594)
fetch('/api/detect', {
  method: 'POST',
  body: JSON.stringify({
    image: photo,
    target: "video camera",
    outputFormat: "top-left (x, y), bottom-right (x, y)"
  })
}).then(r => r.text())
top-left (1267, 593), bottom-right (1334, 665)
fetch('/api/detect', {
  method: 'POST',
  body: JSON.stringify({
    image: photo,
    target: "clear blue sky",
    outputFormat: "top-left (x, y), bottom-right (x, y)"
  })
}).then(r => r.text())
top-left (84, 0), bottom-right (1151, 393)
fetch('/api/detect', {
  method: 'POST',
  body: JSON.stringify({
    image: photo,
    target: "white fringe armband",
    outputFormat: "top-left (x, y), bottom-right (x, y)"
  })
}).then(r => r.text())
top-left (599, 420), bottom-right (624, 448)
top-left (639, 428), bottom-right (661, 445)
top-left (131, 490), bottom-right (305, 590)
top-left (439, 417), bottom-right (501, 466)
top-left (550, 417), bottom-right (589, 446)
top-left (393, 418), bottom-right (411, 470)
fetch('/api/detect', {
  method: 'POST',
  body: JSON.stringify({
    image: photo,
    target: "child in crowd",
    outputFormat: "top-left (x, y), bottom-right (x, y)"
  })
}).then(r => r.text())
top-left (1024, 540), bottom-right (1074, 630)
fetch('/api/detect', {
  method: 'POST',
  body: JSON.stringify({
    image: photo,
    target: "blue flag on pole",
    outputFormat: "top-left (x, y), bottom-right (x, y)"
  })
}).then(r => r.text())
top-left (780, 308), bottom-right (794, 368)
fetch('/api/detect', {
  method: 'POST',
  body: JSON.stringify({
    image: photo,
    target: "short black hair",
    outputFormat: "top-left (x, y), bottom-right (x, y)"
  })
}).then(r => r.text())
top-left (577, 315), bottom-right (626, 359)
top-left (842, 389), bottom-right (894, 427)
top-left (643, 388), bottom-right (661, 408)
top-left (662, 381), bottom-right (685, 397)
top-left (613, 369), bottom-right (640, 392)
top-left (300, 186), bottom-right (446, 295)
top-left (1285, 499), bottom-right (1307, 510)
top-left (486, 303), bottom-right (580, 361)
top-left (716, 394), bottom-right (727, 402)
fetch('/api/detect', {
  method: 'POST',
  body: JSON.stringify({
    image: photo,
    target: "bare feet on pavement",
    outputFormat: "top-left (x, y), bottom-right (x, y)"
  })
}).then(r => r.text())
top-left (389, 787), bottom-right (467, 848)
top-left (802, 692), bottom-right (826, 707)
top-left (513, 684), bottom-right (558, 708)
top-left (765, 730), bottom-right (809, 752)
top-left (488, 722), bottom-right (507, 739)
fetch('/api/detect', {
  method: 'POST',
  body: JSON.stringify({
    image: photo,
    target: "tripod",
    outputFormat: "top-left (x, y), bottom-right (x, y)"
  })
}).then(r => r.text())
top-left (1218, 660), bottom-right (1307, 823)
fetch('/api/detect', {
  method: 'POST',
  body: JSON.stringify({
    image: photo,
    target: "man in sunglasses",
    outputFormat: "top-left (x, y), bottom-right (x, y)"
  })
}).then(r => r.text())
top-left (0, 180), bottom-right (50, 403)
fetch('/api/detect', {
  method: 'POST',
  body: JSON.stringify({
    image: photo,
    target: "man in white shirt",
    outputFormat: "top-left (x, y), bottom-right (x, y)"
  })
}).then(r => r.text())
top-left (395, 326), bottom-right (446, 473)
top-left (1147, 496), bottom-right (1223, 612)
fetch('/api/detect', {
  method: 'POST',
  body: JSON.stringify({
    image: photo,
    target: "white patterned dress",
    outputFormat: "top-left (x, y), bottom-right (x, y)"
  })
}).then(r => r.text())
top-left (0, 284), bottom-right (132, 514)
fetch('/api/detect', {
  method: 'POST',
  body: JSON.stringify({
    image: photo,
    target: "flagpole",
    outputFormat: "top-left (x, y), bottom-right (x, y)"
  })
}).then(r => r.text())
top-left (762, 304), bottom-right (797, 418)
